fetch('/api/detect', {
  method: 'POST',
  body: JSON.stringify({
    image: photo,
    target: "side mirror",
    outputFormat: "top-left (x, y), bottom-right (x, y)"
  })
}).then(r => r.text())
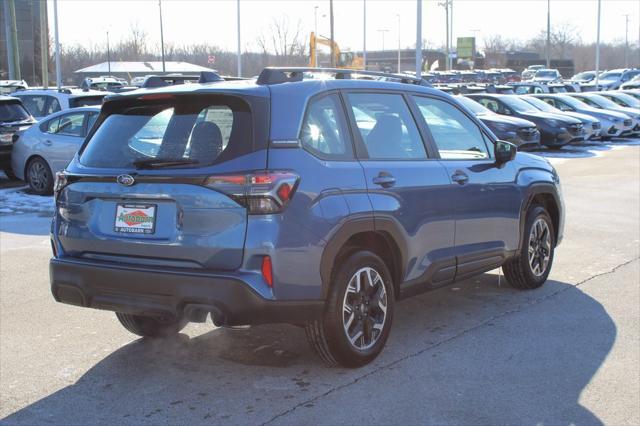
top-left (495, 140), bottom-right (517, 164)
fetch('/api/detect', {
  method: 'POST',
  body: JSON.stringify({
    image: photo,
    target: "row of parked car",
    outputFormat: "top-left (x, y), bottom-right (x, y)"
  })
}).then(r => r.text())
top-left (1, 69), bottom-right (639, 196)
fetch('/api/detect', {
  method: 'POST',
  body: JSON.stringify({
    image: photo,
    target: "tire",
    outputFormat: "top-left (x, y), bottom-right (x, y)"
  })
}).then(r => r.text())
top-left (305, 250), bottom-right (395, 368)
top-left (3, 169), bottom-right (18, 181)
top-left (26, 157), bottom-right (53, 195)
top-left (115, 312), bottom-right (188, 338)
top-left (503, 205), bottom-right (555, 290)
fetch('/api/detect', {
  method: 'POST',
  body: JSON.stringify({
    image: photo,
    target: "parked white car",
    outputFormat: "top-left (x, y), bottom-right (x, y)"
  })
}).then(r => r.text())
top-left (11, 106), bottom-right (100, 194)
top-left (12, 88), bottom-right (105, 120)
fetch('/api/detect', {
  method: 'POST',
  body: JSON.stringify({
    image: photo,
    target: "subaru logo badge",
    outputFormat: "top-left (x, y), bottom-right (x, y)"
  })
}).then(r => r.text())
top-left (117, 174), bottom-right (135, 186)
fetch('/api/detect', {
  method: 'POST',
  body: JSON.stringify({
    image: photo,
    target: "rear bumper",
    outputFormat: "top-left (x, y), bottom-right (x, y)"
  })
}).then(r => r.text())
top-left (50, 258), bottom-right (324, 326)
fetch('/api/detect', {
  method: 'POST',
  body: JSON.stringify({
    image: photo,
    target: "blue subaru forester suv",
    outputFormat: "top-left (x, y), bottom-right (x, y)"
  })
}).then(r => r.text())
top-left (50, 68), bottom-right (564, 367)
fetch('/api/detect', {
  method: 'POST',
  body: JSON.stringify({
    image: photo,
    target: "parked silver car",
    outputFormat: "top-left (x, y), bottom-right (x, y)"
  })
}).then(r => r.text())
top-left (11, 107), bottom-right (100, 194)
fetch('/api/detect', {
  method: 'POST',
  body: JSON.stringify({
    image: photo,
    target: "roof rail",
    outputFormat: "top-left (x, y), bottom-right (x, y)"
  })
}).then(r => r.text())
top-left (256, 67), bottom-right (431, 86)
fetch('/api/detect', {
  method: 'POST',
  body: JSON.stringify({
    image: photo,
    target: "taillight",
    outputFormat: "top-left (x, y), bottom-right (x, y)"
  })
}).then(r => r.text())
top-left (203, 171), bottom-right (299, 214)
top-left (261, 255), bottom-right (273, 287)
top-left (54, 172), bottom-right (68, 198)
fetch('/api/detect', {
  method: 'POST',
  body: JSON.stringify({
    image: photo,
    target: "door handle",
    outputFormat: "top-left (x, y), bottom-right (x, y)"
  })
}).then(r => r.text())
top-left (372, 172), bottom-right (396, 188)
top-left (43, 140), bottom-right (53, 146)
top-left (451, 171), bottom-right (469, 185)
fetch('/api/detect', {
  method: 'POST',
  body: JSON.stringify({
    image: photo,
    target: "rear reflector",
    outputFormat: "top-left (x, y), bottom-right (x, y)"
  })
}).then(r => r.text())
top-left (261, 256), bottom-right (273, 287)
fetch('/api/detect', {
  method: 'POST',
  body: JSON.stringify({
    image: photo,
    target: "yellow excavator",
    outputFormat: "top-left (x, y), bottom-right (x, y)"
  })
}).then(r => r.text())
top-left (309, 32), bottom-right (364, 69)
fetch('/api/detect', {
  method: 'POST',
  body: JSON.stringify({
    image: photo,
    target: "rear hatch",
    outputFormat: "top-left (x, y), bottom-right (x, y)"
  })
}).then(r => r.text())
top-left (55, 91), bottom-right (269, 270)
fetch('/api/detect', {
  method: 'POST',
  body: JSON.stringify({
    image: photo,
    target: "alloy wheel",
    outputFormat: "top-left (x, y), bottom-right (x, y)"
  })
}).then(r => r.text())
top-left (342, 266), bottom-right (388, 350)
top-left (528, 217), bottom-right (551, 276)
top-left (28, 161), bottom-right (48, 193)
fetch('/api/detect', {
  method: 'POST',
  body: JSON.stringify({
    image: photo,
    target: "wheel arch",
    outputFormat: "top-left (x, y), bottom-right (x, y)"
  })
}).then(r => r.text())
top-left (320, 216), bottom-right (408, 300)
top-left (519, 184), bottom-right (562, 251)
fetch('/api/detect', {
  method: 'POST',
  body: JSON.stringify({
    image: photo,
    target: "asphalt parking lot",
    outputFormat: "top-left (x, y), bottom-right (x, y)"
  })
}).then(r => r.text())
top-left (0, 140), bottom-right (638, 425)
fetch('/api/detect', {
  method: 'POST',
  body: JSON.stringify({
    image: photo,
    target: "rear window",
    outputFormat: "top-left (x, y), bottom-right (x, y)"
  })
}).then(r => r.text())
top-left (0, 101), bottom-right (31, 122)
top-left (80, 97), bottom-right (252, 169)
top-left (69, 96), bottom-right (104, 108)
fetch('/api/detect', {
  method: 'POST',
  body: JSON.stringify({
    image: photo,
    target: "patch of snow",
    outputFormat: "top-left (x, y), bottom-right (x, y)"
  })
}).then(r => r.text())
top-left (0, 186), bottom-right (54, 216)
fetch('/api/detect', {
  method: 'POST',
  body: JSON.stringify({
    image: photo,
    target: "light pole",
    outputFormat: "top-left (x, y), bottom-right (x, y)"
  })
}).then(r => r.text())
top-left (396, 15), bottom-right (401, 73)
top-left (595, 0), bottom-right (601, 90)
top-left (363, 0), bottom-right (367, 69)
top-left (546, 0), bottom-right (551, 68)
top-left (159, 0), bottom-right (166, 73)
top-left (106, 30), bottom-right (111, 75)
top-left (237, 0), bottom-right (241, 77)
top-left (314, 6), bottom-right (319, 67)
top-left (53, 0), bottom-right (61, 88)
top-left (450, 0), bottom-right (454, 70)
top-left (623, 14), bottom-right (630, 68)
top-left (378, 29), bottom-right (389, 51)
top-left (416, 0), bottom-right (422, 78)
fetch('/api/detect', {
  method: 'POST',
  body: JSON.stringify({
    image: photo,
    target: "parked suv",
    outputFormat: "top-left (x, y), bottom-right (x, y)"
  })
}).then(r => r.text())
top-left (466, 93), bottom-right (584, 148)
top-left (1, 95), bottom-right (36, 178)
top-left (50, 68), bottom-right (564, 367)
top-left (13, 88), bottom-right (106, 120)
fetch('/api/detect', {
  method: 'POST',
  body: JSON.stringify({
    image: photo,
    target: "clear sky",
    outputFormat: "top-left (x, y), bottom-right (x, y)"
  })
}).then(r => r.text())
top-left (48, 0), bottom-right (639, 54)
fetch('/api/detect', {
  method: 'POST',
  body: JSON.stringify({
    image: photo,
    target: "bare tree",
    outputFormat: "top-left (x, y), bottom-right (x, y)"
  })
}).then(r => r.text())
top-left (256, 17), bottom-right (307, 65)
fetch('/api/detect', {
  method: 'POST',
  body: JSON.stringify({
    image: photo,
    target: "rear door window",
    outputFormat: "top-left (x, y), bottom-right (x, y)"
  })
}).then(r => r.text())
top-left (80, 97), bottom-right (252, 169)
top-left (346, 92), bottom-right (427, 160)
top-left (299, 94), bottom-right (352, 159)
top-left (57, 112), bottom-right (87, 137)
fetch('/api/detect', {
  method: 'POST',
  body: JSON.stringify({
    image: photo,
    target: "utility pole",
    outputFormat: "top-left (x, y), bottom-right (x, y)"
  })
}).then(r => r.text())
top-left (546, 0), bottom-right (551, 68)
top-left (363, 0), bottom-right (367, 69)
top-left (623, 14), bottom-right (630, 68)
top-left (439, 1), bottom-right (451, 70)
top-left (397, 14), bottom-right (401, 73)
top-left (378, 29), bottom-right (389, 51)
top-left (159, 0), bottom-right (166, 73)
top-left (39, 0), bottom-right (48, 88)
top-left (595, 0), bottom-right (601, 90)
top-left (53, 0), bottom-right (61, 88)
top-left (416, 0), bottom-right (422, 78)
top-left (3, 1), bottom-right (15, 79)
top-left (7, 0), bottom-right (21, 80)
top-left (236, 0), bottom-right (241, 77)
top-left (106, 31), bottom-right (111, 75)
top-left (445, 1), bottom-right (449, 70)
top-left (329, 0), bottom-right (335, 67)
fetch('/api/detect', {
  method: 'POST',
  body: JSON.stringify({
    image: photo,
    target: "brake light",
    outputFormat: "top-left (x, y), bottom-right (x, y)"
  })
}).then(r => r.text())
top-left (203, 171), bottom-right (299, 214)
top-left (261, 256), bottom-right (274, 287)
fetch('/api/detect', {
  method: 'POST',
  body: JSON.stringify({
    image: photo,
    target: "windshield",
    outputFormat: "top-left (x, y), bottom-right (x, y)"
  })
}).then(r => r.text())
top-left (0, 101), bottom-right (31, 122)
top-left (581, 94), bottom-right (621, 109)
top-left (556, 95), bottom-right (590, 109)
top-left (608, 93), bottom-right (640, 108)
top-left (501, 96), bottom-right (539, 113)
top-left (522, 96), bottom-right (557, 112)
top-left (599, 72), bottom-right (621, 80)
top-left (80, 97), bottom-right (253, 169)
top-left (456, 96), bottom-right (493, 115)
top-left (573, 72), bottom-right (594, 80)
top-left (535, 70), bottom-right (557, 78)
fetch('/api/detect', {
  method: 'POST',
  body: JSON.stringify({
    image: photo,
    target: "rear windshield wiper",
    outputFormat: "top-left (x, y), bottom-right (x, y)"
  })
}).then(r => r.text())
top-left (133, 158), bottom-right (199, 169)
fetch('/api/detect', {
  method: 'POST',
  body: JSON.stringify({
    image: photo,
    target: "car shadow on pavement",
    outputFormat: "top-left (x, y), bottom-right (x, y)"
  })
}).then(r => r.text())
top-left (1, 274), bottom-right (615, 425)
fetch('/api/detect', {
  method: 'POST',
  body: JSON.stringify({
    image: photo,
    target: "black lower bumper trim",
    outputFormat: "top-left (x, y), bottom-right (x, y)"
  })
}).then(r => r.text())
top-left (50, 258), bottom-right (324, 326)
